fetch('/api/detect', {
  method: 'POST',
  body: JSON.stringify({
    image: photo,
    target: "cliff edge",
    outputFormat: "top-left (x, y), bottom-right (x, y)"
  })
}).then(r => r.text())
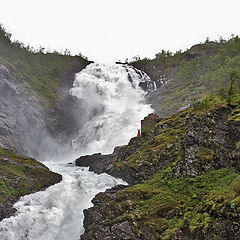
top-left (78, 94), bottom-right (240, 240)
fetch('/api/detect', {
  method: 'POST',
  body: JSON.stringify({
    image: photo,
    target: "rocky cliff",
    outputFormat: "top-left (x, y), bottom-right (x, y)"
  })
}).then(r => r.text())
top-left (0, 59), bottom-right (90, 158)
top-left (0, 25), bottom-right (91, 220)
top-left (0, 25), bottom-right (91, 157)
top-left (75, 41), bottom-right (240, 239)
top-left (1, 24), bottom-right (240, 239)
top-left (78, 95), bottom-right (240, 240)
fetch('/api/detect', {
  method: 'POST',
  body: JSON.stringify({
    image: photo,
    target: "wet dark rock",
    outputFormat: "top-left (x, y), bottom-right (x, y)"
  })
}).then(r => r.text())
top-left (80, 185), bottom-right (143, 240)
top-left (76, 152), bottom-right (115, 174)
top-left (115, 62), bottom-right (128, 65)
top-left (0, 198), bottom-right (18, 220)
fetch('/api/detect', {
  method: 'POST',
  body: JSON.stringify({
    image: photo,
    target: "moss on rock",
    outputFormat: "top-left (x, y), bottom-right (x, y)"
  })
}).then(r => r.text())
top-left (81, 97), bottom-right (240, 240)
top-left (0, 147), bottom-right (62, 220)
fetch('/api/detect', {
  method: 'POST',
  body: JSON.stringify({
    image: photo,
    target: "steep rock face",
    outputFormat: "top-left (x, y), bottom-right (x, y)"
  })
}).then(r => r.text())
top-left (0, 63), bottom-right (48, 155)
top-left (174, 107), bottom-right (236, 177)
top-left (80, 102), bottom-right (240, 240)
top-left (0, 59), bottom-right (90, 158)
top-left (0, 24), bottom-right (91, 156)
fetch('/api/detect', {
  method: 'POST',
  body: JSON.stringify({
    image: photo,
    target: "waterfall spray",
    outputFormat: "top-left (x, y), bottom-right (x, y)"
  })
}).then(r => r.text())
top-left (70, 63), bottom-right (154, 155)
top-left (0, 63), bottom-right (155, 240)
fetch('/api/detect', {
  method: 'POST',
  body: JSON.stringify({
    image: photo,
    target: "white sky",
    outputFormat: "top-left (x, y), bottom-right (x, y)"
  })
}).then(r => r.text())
top-left (0, 0), bottom-right (240, 63)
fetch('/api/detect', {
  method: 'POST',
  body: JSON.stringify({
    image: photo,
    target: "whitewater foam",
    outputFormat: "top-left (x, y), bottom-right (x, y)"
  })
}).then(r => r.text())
top-left (70, 63), bottom-right (154, 155)
top-left (0, 162), bottom-right (126, 240)
top-left (0, 63), bottom-right (154, 240)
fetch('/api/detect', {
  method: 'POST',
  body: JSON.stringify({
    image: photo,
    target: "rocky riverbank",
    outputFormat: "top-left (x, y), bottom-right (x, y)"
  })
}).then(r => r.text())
top-left (0, 147), bottom-right (62, 220)
top-left (76, 113), bottom-right (162, 184)
top-left (78, 98), bottom-right (240, 239)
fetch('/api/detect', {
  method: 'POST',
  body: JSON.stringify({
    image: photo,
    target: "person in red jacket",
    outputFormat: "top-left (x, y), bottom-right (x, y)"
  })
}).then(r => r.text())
top-left (137, 129), bottom-right (141, 137)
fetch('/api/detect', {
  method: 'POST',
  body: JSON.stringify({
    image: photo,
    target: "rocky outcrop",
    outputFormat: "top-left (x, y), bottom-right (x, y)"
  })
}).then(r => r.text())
top-left (174, 106), bottom-right (238, 177)
top-left (0, 147), bottom-right (62, 220)
top-left (80, 185), bottom-right (138, 240)
top-left (76, 152), bottom-right (115, 174)
top-left (79, 102), bottom-right (240, 240)
top-left (76, 114), bottom-right (162, 184)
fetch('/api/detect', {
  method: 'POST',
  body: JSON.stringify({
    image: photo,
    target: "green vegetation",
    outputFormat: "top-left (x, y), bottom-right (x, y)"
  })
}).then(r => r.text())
top-left (110, 110), bottom-right (187, 182)
top-left (111, 88), bottom-right (240, 184)
top-left (131, 36), bottom-right (240, 117)
top-left (100, 93), bottom-right (240, 239)
top-left (0, 147), bottom-right (61, 206)
top-left (1, 22), bottom-right (240, 238)
top-left (0, 24), bottom-right (89, 106)
top-left (112, 167), bottom-right (240, 239)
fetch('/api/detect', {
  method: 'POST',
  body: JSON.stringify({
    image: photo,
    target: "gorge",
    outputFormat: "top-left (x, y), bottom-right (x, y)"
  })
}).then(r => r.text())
top-left (0, 61), bottom-right (156, 239)
top-left (1, 25), bottom-right (240, 240)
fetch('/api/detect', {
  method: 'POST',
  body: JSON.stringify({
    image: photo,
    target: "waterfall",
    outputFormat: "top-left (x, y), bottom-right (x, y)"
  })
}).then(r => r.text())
top-left (70, 63), bottom-right (154, 155)
top-left (0, 63), bottom-right (155, 240)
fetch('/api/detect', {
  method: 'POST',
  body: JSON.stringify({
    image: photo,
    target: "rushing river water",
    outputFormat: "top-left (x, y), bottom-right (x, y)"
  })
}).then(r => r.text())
top-left (0, 63), bottom-right (155, 240)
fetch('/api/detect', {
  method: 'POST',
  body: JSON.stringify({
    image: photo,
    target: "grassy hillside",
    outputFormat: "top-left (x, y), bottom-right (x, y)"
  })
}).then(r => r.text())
top-left (0, 24), bottom-right (90, 106)
top-left (131, 36), bottom-right (240, 117)
top-left (81, 90), bottom-right (240, 240)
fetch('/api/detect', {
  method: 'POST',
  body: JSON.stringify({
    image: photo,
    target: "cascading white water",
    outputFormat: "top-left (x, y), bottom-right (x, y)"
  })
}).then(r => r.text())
top-left (0, 162), bottom-right (126, 240)
top-left (70, 63), bottom-right (154, 155)
top-left (0, 63), bottom-right (154, 240)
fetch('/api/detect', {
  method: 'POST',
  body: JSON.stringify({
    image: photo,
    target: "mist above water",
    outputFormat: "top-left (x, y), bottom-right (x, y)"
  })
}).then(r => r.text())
top-left (0, 63), bottom-right (155, 240)
top-left (70, 63), bottom-right (154, 155)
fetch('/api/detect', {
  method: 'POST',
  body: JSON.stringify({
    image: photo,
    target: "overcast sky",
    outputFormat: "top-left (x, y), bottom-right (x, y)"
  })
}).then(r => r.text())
top-left (0, 0), bottom-right (240, 63)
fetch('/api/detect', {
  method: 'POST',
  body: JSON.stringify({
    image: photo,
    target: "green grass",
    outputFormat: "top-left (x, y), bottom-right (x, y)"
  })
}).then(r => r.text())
top-left (0, 147), bottom-right (61, 205)
top-left (103, 96), bottom-right (240, 239)
top-left (107, 167), bottom-right (240, 239)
